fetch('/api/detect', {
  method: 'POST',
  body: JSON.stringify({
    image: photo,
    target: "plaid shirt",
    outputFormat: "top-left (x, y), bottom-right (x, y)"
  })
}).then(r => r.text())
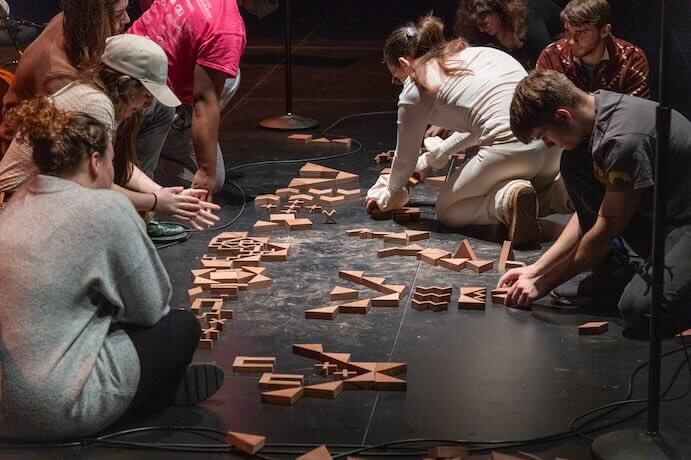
top-left (536, 35), bottom-right (650, 98)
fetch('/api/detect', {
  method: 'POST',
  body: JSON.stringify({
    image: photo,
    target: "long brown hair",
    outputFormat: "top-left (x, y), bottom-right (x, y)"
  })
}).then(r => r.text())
top-left (455, 0), bottom-right (528, 45)
top-left (62, 0), bottom-right (118, 69)
top-left (78, 65), bottom-right (145, 185)
top-left (384, 16), bottom-right (470, 92)
top-left (6, 96), bottom-right (109, 178)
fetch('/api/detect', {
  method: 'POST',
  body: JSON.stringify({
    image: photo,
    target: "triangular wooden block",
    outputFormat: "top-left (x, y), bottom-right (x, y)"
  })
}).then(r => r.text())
top-left (339, 270), bottom-right (364, 283)
top-left (194, 276), bottom-right (219, 289)
top-left (320, 352), bottom-right (351, 365)
top-left (289, 177), bottom-right (334, 190)
top-left (361, 276), bottom-right (387, 289)
top-left (371, 293), bottom-right (400, 307)
top-left (261, 387), bottom-right (304, 406)
top-left (248, 274), bottom-right (272, 290)
top-left (491, 288), bottom-right (510, 305)
top-left (498, 240), bottom-right (515, 273)
top-left (343, 372), bottom-right (376, 390)
top-left (253, 220), bottom-right (279, 232)
top-left (344, 362), bottom-right (377, 373)
top-left (191, 268), bottom-right (215, 278)
top-left (242, 266), bottom-right (267, 275)
top-left (404, 230), bottom-right (430, 242)
top-left (305, 305), bottom-right (340, 320)
top-left (466, 260), bottom-right (494, 273)
top-left (418, 248), bottom-right (452, 266)
top-left (374, 362), bottom-right (407, 375)
top-left (438, 257), bottom-right (469, 272)
top-left (383, 232), bottom-right (409, 244)
top-left (379, 284), bottom-right (407, 295)
top-left (297, 445), bottom-right (333, 460)
top-left (226, 431), bottom-right (266, 455)
top-left (330, 286), bottom-right (359, 301)
top-left (303, 381), bottom-right (344, 399)
top-left (458, 288), bottom-right (486, 310)
top-left (287, 133), bottom-right (313, 143)
top-left (339, 299), bottom-right (371, 314)
top-left (300, 162), bottom-right (340, 179)
top-left (374, 373), bottom-right (407, 391)
top-left (268, 242), bottom-right (290, 251)
top-left (397, 244), bottom-right (425, 256)
top-left (269, 213), bottom-right (296, 223)
top-left (292, 343), bottom-right (324, 360)
top-left (454, 239), bottom-right (477, 260)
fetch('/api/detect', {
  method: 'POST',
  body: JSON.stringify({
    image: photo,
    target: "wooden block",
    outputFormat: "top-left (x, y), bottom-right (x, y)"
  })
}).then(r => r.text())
top-left (454, 239), bottom-right (477, 260)
top-left (288, 194), bottom-right (314, 203)
top-left (407, 176), bottom-right (419, 187)
top-left (344, 362), bottom-right (377, 374)
top-left (297, 445), bottom-right (333, 460)
top-left (253, 220), bottom-right (280, 233)
top-left (383, 232), bottom-right (409, 245)
top-left (276, 188), bottom-right (300, 200)
top-left (337, 188), bottom-right (360, 200)
top-left (490, 288), bottom-right (510, 305)
top-left (188, 286), bottom-right (204, 301)
top-left (259, 372), bottom-right (304, 390)
top-left (209, 283), bottom-right (239, 297)
top-left (320, 352), bottom-right (351, 366)
top-left (343, 372), bottom-right (376, 390)
top-left (319, 195), bottom-right (345, 207)
top-left (427, 445), bottom-right (469, 459)
top-left (220, 309), bottom-right (233, 319)
top-left (371, 293), bottom-right (400, 307)
top-left (339, 270), bottom-right (364, 283)
top-left (371, 231), bottom-right (393, 239)
top-left (425, 176), bottom-right (447, 187)
top-left (466, 260), bottom-right (494, 273)
top-left (404, 230), bottom-right (430, 242)
top-left (287, 218), bottom-right (313, 230)
top-left (397, 244), bottom-right (425, 256)
top-left (198, 338), bottom-right (213, 350)
top-left (358, 229), bottom-right (374, 239)
top-left (231, 255), bottom-right (262, 268)
top-left (413, 292), bottom-right (452, 303)
top-left (677, 328), bottom-right (691, 345)
top-left (375, 362), bottom-right (407, 375)
top-left (418, 248), bottom-right (452, 266)
top-left (498, 240), bottom-right (515, 274)
top-left (203, 328), bottom-right (220, 340)
top-left (300, 162), bottom-right (339, 179)
top-left (334, 369), bottom-right (358, 380)
top-left (210, 270), bottom-right (255, 283)
top-left (200, 258), bottom-right (233, 269)
top-left (303, 381), bottom-right (344, 400)
top-left (191, 268), bottom-right (215, 279)
top-left (261, 249), bottom-right (288, 262)
top-left (346, 228), bottom-right (368, 236)
top-left (248, 274), bottom-right (272, 290)
top-left (411, 299), bottom-right (429, 311)
top-left (458, 287), bottom-right (486, 310)
top-left (306, 137), bottom-right (332, 152)
top-left (226, 432), bottom-right (266, 455)
top-left (261, 386), bottom-right (304, 406)
top-left (194, 276), bottom-right (219, 290)
top-left (378, 284), bottom-right (407, 295)
top-left (287, 133), bottom-right (313, 143)
top-left (209, 318), bottom-right (227, 331)
top-left (374, 373), bottom-right (407, 391)
top-left (322, 209), bottom-right (337, 224)
top-left (191, 298), bottom-right (224, 311)
top-left (339, 299), bottom-right (371, 314)
top-left (579, 321), bottom-right (609, 335)
top-left (438, 257), bottom-right (469, 272)
top-left (293, 343), bottom-right (324, 360)
top-left (270, 213), bottom-right (296, 224)
top-left (374, 150), bottom-right (394, 164)
top-left (305, 305), bottom-right (340, 320)
top-left (314, 362), bottom-right (339, 376)
top-left (309, 188), bottom-right (333, 196)
top-left (254, 194), bottom-right (280, 206)
top-left (232, 356), bottom-right (276, 373)
top-left (377, 247), bottom-right (401, 258)
top-left (330, 286), bottom-right (359, 301)
top-left (505, 260), bottom-right (527, 270)
top-left (331, 138), bottom-right (352, 152)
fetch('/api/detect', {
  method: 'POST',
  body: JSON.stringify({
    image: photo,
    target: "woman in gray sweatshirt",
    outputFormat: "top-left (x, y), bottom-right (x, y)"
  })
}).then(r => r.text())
top-left (0, 97), bottom-right (223, 441)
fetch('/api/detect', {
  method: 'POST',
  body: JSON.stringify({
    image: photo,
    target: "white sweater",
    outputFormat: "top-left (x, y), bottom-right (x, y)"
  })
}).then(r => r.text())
top-left (0, 83), bottom-right (117, 192)
top-left (389, 46), bottom-right (527, 191)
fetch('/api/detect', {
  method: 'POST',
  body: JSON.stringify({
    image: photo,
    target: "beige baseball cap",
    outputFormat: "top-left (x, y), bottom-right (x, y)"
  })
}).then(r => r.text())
top-left (101, 34), bottom-right (181, 107)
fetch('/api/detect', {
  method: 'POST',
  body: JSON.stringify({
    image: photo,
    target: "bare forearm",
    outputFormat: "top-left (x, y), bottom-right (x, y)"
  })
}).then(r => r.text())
top-left (112, 183), bottom-right (156, 212)
top-left (191, 100), bottom-right (220, 173)
top-left (531, 213), bottom-right (581, 275)
top-left (125, 165), bottom-right (162, 193)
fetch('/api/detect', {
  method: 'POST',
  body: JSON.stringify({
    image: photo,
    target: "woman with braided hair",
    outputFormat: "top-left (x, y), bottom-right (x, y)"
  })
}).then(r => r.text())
top-left (366, 16), bottom-right (572, 246)
top-left (0, 96), bottom-right (223, 441)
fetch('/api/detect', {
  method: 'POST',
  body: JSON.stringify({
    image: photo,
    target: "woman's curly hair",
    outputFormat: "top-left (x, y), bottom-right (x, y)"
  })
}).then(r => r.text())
top-left (455, 0), bottom-right (528, 45)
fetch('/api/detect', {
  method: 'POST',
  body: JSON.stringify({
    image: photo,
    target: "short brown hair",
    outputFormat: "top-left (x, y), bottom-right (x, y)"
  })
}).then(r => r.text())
top-left (561, 0), bottom-right (612, 29)
top-left (510, 70), bottom-right (583, 144)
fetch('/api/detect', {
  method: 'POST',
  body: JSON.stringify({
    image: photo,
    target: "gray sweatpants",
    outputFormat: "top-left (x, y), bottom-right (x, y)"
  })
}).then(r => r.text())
top-left (137, 73), bottom-right (241, 188)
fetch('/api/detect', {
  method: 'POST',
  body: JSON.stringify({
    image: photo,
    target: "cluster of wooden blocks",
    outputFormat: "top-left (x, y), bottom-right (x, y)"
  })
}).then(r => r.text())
top-left (288, 162), bottom-right (360, 191)
top-left (369, 206), bottom-right (422, 223)
top-left (412, 286), bottom-right (452, 312)
top-left (287, 133), bottom-right (352, 153)
top-left (305, 270), bottom-right (407, 320)
top-left (374, 149), bottom-right (394, 164)
top-left (347, 227), bottom-right (430, 245)
top-left (193, 297), bottom-right (233, 349)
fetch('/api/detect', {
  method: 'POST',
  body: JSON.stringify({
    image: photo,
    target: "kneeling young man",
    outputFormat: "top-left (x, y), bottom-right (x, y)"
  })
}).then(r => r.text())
top-left (499, 70), bottom-right (691, 338)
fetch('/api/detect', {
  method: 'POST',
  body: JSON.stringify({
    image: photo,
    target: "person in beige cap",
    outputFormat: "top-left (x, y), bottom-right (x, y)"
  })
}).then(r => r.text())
top-left (0, 34), bottom-right (220, 230)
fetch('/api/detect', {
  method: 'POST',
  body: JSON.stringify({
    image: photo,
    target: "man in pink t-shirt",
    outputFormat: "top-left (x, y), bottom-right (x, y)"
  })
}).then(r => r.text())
top-left (131, 0), bottom-right (246, 197)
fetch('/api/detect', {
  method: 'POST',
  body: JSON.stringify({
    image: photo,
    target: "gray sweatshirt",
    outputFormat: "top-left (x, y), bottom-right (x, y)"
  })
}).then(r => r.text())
top-left (0, 175), bottom-right (171, 440)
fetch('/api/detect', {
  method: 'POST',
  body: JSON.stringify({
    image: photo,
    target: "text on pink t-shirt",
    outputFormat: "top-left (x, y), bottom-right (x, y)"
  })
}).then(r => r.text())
top-left (130, 0), bottom-right (246, 105)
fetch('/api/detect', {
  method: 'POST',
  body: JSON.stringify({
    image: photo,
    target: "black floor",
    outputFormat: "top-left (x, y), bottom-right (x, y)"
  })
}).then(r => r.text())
top-left (2, 1), bottom-right (691, 459)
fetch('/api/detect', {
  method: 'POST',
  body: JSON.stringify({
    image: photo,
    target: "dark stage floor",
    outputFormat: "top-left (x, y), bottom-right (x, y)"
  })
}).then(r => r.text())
top-left (2, 1), bottom-right (690, 459)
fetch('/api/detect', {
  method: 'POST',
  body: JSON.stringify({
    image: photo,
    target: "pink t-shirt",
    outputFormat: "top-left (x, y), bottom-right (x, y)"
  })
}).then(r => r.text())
top-left (130, 0), bottom-right (246, 105)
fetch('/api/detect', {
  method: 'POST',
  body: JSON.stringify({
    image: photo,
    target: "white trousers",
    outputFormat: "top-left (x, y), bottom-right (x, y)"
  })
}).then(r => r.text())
top-left (436, 140), bottom-right (572, 228)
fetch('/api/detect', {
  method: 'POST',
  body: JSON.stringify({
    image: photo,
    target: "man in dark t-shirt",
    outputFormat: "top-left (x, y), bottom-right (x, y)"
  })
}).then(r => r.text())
top-left (501, 70), bottom-right (691, 338)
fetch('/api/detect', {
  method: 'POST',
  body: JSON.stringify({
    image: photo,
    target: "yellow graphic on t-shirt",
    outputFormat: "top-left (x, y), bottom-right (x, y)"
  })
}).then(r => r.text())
top-left (593, 162), bottom-right (633, 186)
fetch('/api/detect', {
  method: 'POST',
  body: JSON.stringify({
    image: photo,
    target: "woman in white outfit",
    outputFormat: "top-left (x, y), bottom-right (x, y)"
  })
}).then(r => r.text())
top-left (366, 16), bottom-right (571, 245)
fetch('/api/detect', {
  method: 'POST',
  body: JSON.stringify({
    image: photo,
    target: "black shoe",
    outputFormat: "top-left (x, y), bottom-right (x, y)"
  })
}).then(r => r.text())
top-left (551, 251), bottom-right (634, 309)
top-left (173, 363), bottom-right (224, 406)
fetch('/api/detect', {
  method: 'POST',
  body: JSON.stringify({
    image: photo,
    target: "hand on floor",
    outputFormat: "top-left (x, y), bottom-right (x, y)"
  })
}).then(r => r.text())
top-left (366, 175), bottom-right (409, 212)
top-left (191, 168), bottom-right (218, 200)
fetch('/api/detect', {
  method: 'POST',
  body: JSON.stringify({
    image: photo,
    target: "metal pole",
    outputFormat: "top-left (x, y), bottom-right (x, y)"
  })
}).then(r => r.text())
top-left (284, 0), bottom-right (293, 115)
top-left (646, 0), bottom-right (671, 436)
